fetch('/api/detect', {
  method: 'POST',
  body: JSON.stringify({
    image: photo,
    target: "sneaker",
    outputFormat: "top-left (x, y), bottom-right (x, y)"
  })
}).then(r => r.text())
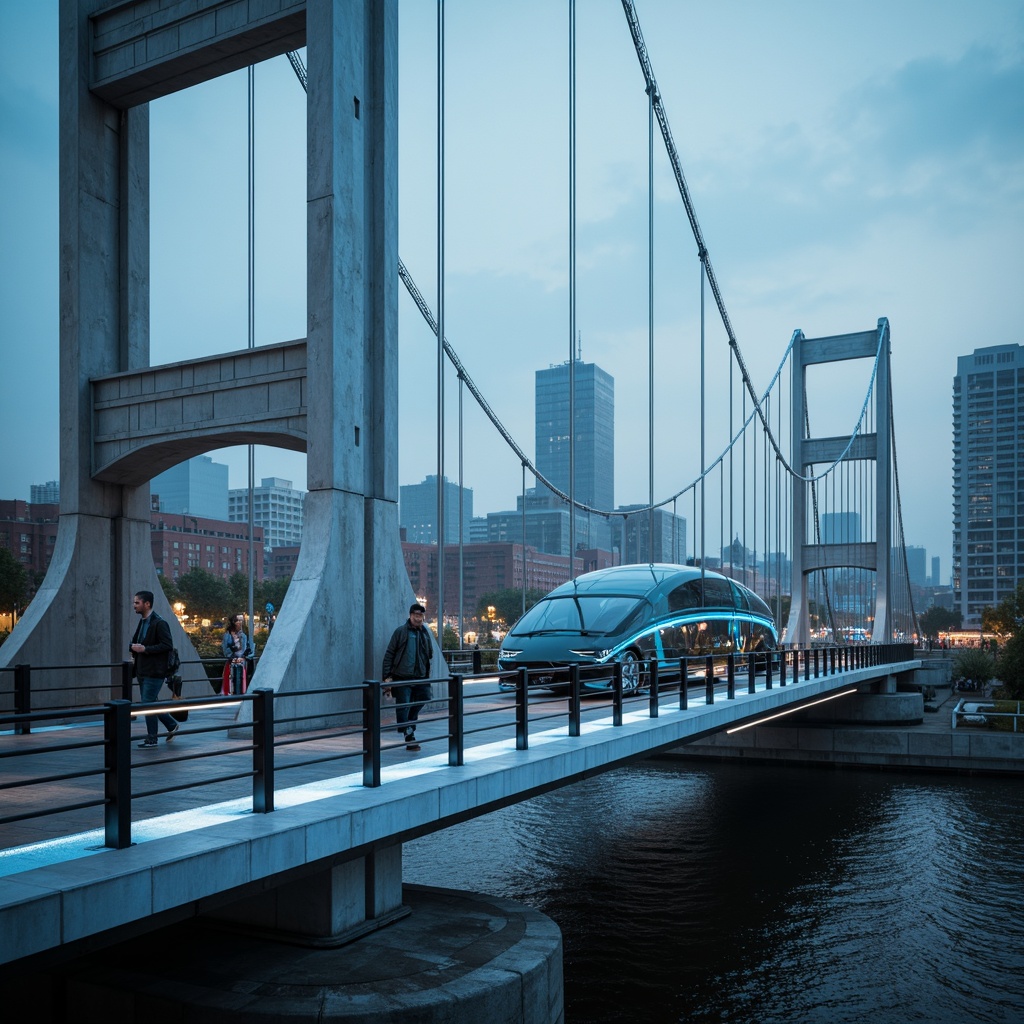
top-left (406, 742), bottom-right (421, 752)
top-left (137, 738), bottom-right (158, 748)
top-left (166, 723), bottom-right (179, 742)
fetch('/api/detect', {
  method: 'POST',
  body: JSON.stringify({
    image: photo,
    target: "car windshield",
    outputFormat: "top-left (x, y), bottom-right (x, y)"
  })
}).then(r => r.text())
top-left (511, 595), bottom-right (645, 636)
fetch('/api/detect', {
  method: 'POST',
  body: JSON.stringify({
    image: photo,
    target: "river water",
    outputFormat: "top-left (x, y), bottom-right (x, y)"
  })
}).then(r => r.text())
top-left (404, 760), bottom-right (1024, 1024)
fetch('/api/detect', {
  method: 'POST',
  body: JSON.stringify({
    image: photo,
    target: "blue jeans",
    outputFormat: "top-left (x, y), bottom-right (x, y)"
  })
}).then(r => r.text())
top-left (139, 676), bottom-right (178, 740)
top-left (391, 681), bottom-right (431, 735)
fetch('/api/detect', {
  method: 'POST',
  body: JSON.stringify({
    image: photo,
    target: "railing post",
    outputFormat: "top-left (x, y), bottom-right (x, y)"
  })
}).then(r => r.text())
top-left (779, 649), bottom-right (787, 687)
top-left (449, 673), bottom-right (464, 766)
top-left (726, 654), bottom-right (735, 699)
top-left (472, 648), bottom-right (482, 674)
top-left (568, 664), bottom-right (581, 736)
top-left (679, 658), bottom-right (688, 710)
top-left (120, 660), bottom-right (134, 702)
top-left (252, 688), bottom-right (275, 813)
top-left (516, 667), bottom-right (529, 750)
top-left (14, 664), bottom-right (31, 735)
top-left (705, 657), bottom-right (715, 704)
top-left (814, 648), bottom-right (820, 678)
top-left (804, 647), bottom-right (811, 681)
top-left (363, 680), bottom-right (382, 787)
top-left (748, 651), bottom-right (756, 694)
top-left (765, 651), bottom-right (773, 690)
top-left (612, 662), bottom-right (623, 726)
top-left (104, 699), bottom-right (132, 849)
top-left (648, 659), bottom-right (660, 717)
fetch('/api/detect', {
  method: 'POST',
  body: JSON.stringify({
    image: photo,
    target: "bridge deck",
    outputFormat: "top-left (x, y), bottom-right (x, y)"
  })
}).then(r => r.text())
top-left (0, 662), bottom-right (914, 968)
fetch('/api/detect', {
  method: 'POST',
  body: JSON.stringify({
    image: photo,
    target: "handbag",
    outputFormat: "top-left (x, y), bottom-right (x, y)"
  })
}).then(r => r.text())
top-left (167, 675), bottom-right (188, 722)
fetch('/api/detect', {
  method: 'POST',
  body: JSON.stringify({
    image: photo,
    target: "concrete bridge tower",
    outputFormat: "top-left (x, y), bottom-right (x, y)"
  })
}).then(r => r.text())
top-left (0, 0), bottom-right (421, 718)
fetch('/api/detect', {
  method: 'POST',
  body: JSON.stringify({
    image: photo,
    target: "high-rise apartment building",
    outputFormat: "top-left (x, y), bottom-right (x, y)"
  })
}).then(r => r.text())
top-left (152, 455), bottom-right (229, 520)
top-left (952, 344), bottom-right (1024, 625)
top-left (399, 475), bottom-right (473, 546)
top-left (534, 359), bottom-right (614, 553)
top-left (30, 481), bottom-right (60, 505)
top-left (229, 477), bottom-right (305, 552)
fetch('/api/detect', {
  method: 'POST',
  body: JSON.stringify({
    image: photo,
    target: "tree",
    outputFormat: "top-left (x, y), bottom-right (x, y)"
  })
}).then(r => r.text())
top-left (477, 588), bottom-right (548, 629)
top-left (259, 576), bottom-right (291, 617)
top-left (0, 548), bottom-right (29, 614)
top-left (227, 572), bottom-right (250, 615)
top-left (158, 574), bottom-right (178, 604)
top-left (919, 606), bottom-right (962, 638)
top-left (175, 568), bottom-right (231, 622)
top-left (983, 582), bottom-right (1024, 636)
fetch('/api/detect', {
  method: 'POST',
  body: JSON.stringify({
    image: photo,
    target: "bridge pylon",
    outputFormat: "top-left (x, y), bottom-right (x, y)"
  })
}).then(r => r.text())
top-left (784, 318), bottom-right (893, 647)
top-left (1, 1), bottom-right (428, 721)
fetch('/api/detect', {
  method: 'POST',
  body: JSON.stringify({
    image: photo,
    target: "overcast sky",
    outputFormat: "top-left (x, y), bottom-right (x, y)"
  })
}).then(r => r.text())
top-left (1, 1), bottom-right (1022, 580)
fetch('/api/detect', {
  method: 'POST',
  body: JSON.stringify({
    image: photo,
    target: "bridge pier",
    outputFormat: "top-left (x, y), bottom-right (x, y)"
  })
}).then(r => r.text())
top-left (204, 844), bottom-right (408, 947)
top-left (12, 884), bottom-right (564, 1024)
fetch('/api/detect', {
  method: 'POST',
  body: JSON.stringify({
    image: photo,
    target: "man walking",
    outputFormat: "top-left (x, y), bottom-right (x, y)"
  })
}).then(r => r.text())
top-left (382, 602), bottom-right (433, 752)
top-left (130, 590), bottom-right (179, 748)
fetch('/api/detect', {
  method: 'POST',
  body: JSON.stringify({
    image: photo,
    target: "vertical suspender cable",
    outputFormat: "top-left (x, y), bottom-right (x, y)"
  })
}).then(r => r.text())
top-left (521, 463), bottom-right (528, 616)
top-left (246, 64), bottom-right (256, 638)
top-left (699, 258), bottom-right (706, 596)
top-left (458, 374), bottom-right (464, 647)
top-left (568, 0), bottom-right (577, 575)
top-left (436, 0), bottom-right (446, 634)
top-left (647, 80), bottom-right (655, 563)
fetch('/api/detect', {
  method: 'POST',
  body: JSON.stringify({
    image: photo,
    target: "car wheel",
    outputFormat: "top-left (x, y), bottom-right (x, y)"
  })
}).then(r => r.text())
top-left (619, 650), bottom-right (644, 695)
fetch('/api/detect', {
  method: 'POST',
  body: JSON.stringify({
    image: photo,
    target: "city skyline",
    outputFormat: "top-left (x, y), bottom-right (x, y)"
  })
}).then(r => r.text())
top-left (2, 2), bottom-right (1022, 575)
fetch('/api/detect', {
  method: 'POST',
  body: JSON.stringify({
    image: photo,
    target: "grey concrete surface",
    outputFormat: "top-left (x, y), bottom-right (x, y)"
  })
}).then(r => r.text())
top-left (9, 884), bottom-right (565, 1024)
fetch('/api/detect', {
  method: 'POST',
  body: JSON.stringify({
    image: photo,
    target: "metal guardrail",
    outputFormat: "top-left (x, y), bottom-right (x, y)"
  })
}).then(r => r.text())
top-left (0, 657), bottom-right (260, 733)
top-left (951, 698), bottom-right (1023, 732)
top-left (0, 643), bottom-right (915, 852)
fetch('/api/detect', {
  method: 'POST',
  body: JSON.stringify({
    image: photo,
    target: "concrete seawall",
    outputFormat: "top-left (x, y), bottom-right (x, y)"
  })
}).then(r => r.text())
top-left (661, 668), bottom-right (1024, 775)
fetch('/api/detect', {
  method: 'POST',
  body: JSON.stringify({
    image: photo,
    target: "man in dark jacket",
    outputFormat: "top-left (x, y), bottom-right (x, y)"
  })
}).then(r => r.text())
top-left (382, 602), bottom-right (433, 751)
top-left (130, 590), bottom-right (179, 747)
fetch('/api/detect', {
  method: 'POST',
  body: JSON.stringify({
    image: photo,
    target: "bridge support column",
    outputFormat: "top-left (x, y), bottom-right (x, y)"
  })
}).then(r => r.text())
top-left (0, 0), bottom-right (198, 686)
top-left (206, 844), bottom-right (406, 946)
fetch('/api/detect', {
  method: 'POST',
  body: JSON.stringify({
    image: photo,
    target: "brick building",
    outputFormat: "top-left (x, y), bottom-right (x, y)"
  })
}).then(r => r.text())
top-left (150, 512), bottom-right (264, 581)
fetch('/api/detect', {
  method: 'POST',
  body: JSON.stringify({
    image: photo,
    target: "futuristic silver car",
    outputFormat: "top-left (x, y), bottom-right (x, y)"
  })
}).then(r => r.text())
top-left (497, 563), bottom-right (778, 694)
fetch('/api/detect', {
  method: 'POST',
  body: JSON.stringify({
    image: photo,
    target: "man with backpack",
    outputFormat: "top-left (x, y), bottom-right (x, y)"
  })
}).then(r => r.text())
top-left (130, 590), bottom-right (179, 747)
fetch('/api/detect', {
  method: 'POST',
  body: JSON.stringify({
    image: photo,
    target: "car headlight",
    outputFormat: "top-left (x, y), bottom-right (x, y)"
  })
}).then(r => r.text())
top-left (499, 649), bottom-right (523, 660)
top-left (569, 649), bottom-right (611, 660)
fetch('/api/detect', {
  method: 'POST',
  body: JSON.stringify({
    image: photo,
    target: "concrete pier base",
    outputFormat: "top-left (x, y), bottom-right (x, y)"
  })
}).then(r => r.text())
top-left (16, 885), bottom-right (564, 1024)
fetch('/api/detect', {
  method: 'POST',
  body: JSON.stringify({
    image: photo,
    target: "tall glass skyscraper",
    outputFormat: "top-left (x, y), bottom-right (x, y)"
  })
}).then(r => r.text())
top-left (952, 343), bottom-right (1024, 626)
top-left (534, 360), bottom-right (614, 551)
top-left (400, 475), bottom-right (473, 546)
top-left (152, 455), bottom-right (229, 520)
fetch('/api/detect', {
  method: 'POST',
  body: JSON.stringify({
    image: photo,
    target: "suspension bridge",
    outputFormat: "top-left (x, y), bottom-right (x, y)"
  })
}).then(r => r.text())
top-left (0, 1), bottom-right (924, 1018)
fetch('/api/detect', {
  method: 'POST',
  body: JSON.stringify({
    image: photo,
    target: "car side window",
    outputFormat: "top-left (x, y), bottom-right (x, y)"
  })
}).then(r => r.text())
top-left (702, 578), bottom-right (734, 609)
top-left (668, 581), bottom-right (702, 611)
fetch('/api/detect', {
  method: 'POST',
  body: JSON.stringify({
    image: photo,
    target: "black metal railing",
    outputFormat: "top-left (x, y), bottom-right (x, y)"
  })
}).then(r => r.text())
top-left (0, 643), bottom-right (916, 852)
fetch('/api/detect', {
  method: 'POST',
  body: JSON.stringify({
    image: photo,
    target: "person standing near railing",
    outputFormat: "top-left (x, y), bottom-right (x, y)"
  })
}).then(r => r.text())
top-left (130, 590), bottom-right (179, 748)
top-left (221, 614), bottom-right (255, 695)
top-left (382, 602), bottom-right (433, 752)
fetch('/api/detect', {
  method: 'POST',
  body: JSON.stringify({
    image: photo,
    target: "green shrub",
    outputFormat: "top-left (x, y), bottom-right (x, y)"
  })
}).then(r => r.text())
top-left (952, 648), bottom-right (997, 691)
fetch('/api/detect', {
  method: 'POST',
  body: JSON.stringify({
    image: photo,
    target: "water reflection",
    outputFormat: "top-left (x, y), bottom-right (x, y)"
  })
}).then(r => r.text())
top-left (404, 762), bottom-right (1024, 1023)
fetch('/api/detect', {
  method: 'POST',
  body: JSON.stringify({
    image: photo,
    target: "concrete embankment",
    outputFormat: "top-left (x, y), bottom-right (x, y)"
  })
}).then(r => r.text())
top-left (661, 655), bottom-right (1024, 775)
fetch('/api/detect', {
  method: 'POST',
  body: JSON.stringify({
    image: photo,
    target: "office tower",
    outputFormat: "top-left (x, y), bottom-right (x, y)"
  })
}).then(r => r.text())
top-left (819, 512), bottom-right (861, 544)
top-left (616, 505), bottom-right (686, 565)
top-left (229, 477), bottom-right (305, 551)
top-left (952, 344), bottom-right (1024, 625)
top-left (535, 359), bottom-right (614, 552)
top-left (931, 556), bottom-right (941, 588)
top-left (30, 481), bottom-right (60, 505)
top-left (152, 455), bottom-right (229, 520)
top-left (905, 545), bottom-right (927, 588)
top-left (400, 475), bottom-right (474, 546)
